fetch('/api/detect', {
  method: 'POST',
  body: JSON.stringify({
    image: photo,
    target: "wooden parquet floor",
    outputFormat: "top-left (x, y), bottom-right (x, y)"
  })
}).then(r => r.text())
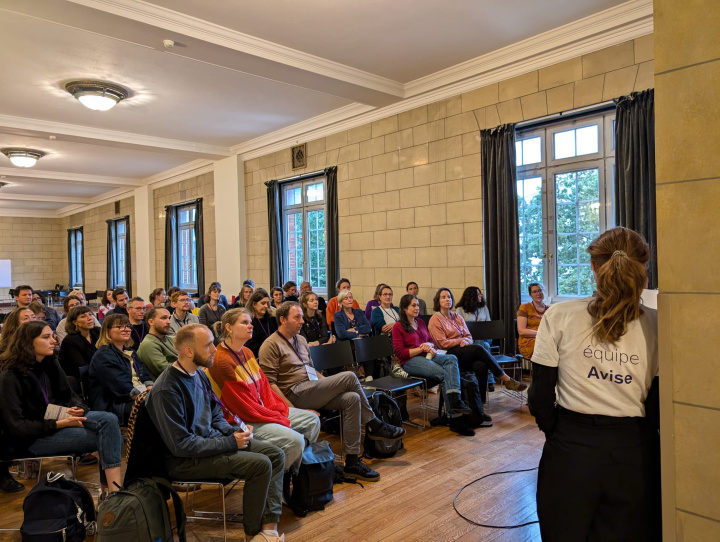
top-left (0, 389), bottom-right (544, 542)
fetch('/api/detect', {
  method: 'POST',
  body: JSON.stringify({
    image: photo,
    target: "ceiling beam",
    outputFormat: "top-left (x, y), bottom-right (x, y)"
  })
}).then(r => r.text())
top-left (0, 167), bottom-right (144, 187)
top-left (0, 114), bottom-right (231, 159)
top-left (0, 193), bottom-right (92, 204)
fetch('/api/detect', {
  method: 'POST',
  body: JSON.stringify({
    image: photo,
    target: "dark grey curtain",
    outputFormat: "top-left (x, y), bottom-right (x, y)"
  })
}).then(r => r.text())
top-left (123, 218), bottom-right (131, 296)
top-left (106, 220), bottom-right (115, 289)
top-left (194, 198), bottom-right (205, 295)
top-left (265, 180), bottom-right (284, 288)
top-left (164, 205), bottom-right (178, 289)
top-left (324, 166), bottom-right (339, 296)
top-left (615, 89), bottom-right (657, 288)
top-left (481, 124), bottom-right (520, 351)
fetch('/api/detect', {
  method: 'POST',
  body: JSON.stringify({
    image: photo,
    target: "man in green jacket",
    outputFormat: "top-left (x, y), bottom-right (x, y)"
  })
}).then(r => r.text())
top-left (137, 307), bottom-right (177, 379)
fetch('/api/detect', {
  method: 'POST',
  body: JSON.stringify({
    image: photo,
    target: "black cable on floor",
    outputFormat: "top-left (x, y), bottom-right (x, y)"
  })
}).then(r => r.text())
top-left (453, 466), bottom-right (539, 529)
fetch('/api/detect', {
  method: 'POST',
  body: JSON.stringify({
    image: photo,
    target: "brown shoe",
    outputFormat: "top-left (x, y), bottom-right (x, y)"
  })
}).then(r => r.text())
top-left (504, 379), bottom-right (528, 392)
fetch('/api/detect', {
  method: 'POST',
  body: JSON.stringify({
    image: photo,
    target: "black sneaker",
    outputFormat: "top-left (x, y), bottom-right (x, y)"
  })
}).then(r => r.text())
top-left (482, 413), bottom-right (492, 423)
top-left (366, 422), bottom-right (405, 441)
top-left (447, 393), bottom-right (472, 416)
top-left (0, 476), bottom-right (24, 493)
top-left (449, 419), bottom-right (476, 436)
top-left (344, 459), bottom-right (380, 482)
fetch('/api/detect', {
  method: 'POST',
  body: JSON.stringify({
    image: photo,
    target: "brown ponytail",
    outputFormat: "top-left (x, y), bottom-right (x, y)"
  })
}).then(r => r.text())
top-left (213, 308), bottom-right (251, 340)
top-left (586, 227), bottom-right (650, 344)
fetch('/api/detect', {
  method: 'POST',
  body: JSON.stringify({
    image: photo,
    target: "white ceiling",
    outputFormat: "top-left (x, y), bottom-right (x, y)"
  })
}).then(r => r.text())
top-left (0, 0), bottom-right (651, 217)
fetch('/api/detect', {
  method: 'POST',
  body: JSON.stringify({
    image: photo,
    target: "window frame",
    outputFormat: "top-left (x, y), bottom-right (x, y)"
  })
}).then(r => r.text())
top-left (67, 227), bottom-right (84, 290)
top-left (280, 175), bottom-right (328, 296)
top-left (107, 216), bottom-right (130, 291)
top-left (176, 203), bottom-right (198, 292)
top-left (516, 110), bottom-right (616, 303)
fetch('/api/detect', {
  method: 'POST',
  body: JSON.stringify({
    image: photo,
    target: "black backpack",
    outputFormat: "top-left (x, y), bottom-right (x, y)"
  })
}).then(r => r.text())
top-left (458, 372), bottom-right (488, 427)
top-left (284, 441), bottom-right (335, 513)
top-left (363, 392), bottom-right (404, 458)
top-left (21, 471), bottom-right (97, 542)
top-left (97, 477), bottom-right (186, 542)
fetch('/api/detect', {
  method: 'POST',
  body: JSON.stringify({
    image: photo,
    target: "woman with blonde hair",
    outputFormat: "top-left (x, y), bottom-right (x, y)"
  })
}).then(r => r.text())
top-left (528, 227), bottom-right (660, 541)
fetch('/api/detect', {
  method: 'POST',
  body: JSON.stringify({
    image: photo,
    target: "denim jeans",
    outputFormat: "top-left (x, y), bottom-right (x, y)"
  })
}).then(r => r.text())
top-left (27, 410), bottom-right (123, 484)
top-left (402, 354), bottom-right (462, 418)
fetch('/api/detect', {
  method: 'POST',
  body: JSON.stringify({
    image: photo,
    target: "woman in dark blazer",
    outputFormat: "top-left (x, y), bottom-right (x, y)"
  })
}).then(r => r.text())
top-left (334, 290), bottom-right (372, 340)
top-left (244, 289), bottom-right (278, 358)
top-left (59, 306), bottom-right (100, 381)
top-left (89, 314), bottom-right (153, 425)
top-left (299, 291), bottom-right (334, 346)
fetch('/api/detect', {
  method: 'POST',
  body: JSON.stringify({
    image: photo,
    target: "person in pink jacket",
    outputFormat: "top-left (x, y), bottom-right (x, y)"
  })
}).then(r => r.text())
top-left (427, 288), bottom-right (527, 396)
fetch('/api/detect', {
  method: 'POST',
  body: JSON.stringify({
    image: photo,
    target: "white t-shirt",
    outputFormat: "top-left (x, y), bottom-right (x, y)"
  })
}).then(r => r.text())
top-left (532, 298), bottom-right (658, 418)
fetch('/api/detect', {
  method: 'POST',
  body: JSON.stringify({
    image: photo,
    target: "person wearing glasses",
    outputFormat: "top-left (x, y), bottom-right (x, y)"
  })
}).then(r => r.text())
top-left (364, 283), bottom-right (388, 321)
top-left (127, 297), bottom-right (149, 351)
top-left (168, 290), bottom-right (199, 335)
top-left (89, 314), bottom-right (153, 425)
top-left (370, 285), bottom-right (399, 336)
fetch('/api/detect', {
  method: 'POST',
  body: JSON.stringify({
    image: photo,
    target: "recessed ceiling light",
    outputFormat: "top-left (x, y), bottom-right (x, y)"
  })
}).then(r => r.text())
top-left (65, 80), bottom-right (128, 111)
top-left (0, 148), bottom-right (46, 168)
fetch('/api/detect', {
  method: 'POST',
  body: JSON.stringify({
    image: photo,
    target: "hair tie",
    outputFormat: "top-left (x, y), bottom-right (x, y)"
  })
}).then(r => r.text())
top-left (612, 250), bottom-right (626, 257)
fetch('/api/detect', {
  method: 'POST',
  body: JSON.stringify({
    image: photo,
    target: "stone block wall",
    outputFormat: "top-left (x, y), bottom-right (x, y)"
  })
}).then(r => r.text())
top-left (153, 172), bottom-right (216, 291)
top-left (243, 36), bottom-right (654, 304)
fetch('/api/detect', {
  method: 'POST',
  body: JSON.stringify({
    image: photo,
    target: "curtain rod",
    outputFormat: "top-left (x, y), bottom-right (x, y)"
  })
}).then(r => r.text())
top-left (266, 169), bottom-right (326, 187)
top-left (515, 101), bottom-right (615, 131)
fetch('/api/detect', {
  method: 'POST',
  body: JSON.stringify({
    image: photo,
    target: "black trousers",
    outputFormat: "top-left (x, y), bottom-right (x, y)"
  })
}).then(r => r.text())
top-left (536, 407), bottom-right (661, 542)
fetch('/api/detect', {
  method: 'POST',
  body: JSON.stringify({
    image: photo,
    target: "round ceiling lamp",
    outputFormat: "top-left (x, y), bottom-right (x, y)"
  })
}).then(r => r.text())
top-left (65, 80), bottom-right (128, 111)
top-left (1, 148), bottom-right (45, 168)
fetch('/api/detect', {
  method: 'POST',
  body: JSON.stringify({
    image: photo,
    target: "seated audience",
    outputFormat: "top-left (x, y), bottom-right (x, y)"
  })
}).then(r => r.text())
top-left (146, 324), bottom-right (285, 542)
top-left (243, 278), bottom-right (256, 290)
top-left (137, 308), bottom-right (176, 380)
top-left (59, 306), bottom-right (100, 381)
top-left (57, 295), bottom-right (101, 343)
top-left (245, 290), bottom-right (278, 358)
top-left (13, 284), bottom-right (33, 309)
top-left (98, 289), bottom-right (114, 321)
top-left (28, 301), bottom-right (61, 331)
top-left (299, 291), bottom-right (334, 346)
top-left (127, 297), bottom-right (149, 351)
top-left (199, 281), bottom-right (229, 310)
top-left (392, 294), bottom-right (480, 436)
top-left (517, 282), bottom-right (549, 360)
top-left (165, 287), bottom-right (180, 314)
top-left (364, 283), bottom-right (387, 321)
top-left (231, 284), bottom-right (255, 310)
top-left (370, 285), bottom-right (399, 336)
top-left (455, 286), bottom-right (495, 389)
top-left (259, 302), bottom-right (404, 482)
top-left (269, 287), bottom-right (284, 312)
top-left (106, 288), bottom-right (129, 317)
top-left (428, 288), bottom-right (527, 395)
top-left (169, 291), bottom-right (199, 335)
top-left (300, 281), bottom-right (326, 314)
top-left (31, 292), bottom-right (44, 304)
top-left (149, 288), bottom-right (167, 308)
top-left (208, 308), bottom-right (320, 477)
top-left (282, 281), bottom-right (298, 302)
top-left (406, 282), bottom-right (428, 315)
top-left (334, 290), bottom-right (371, 340)
top-left (0, 321), bottom-right (123, 494)
top-left (324, 278), bottom-right (359, 328)
top-left (199, 283), bottom-right (226, 341)
top-left (68, 289), bottom-right (86, 306)
top-left (89, 314), bottom-right (153, 425)
top-left (0, 307), bottom-right (36, 354)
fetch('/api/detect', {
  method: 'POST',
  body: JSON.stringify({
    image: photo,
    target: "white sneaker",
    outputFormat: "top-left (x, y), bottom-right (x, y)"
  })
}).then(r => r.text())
top-left (248, 533), bottom-right (285, 542)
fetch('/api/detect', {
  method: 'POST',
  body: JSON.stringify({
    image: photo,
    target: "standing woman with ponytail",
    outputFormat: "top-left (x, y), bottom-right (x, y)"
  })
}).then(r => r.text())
top-left (528, 227), bottom-right (660, 541)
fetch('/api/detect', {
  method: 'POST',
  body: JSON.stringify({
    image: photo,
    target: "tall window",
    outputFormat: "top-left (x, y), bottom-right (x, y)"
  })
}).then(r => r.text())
top-left (282, 177), bottom-right (327, 291)
top-left (107, 217), bottom-right (131, 291)
top-left (516, 111), bottom-right (615, 301)
top-left (68, 227), bottom-right (84, 289)
top-left (165, 199), bottom-right (204, 293)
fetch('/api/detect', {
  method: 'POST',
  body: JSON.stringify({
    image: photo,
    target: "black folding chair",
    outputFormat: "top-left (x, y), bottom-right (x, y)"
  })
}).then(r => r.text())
top-left (353, 335), bottom-right (428, 428)
top-left (418, 314), bottom-right (433, 327)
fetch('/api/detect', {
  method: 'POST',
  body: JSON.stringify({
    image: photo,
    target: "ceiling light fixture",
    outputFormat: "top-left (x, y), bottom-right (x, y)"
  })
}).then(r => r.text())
top-left (1, 148), bottom-right (45, 168)
top-left (65, 80), bottom-right (128, 111)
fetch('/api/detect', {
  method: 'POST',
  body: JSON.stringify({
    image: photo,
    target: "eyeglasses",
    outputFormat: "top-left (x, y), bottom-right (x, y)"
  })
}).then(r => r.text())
top-left (381, 293), bottom-right (393, 297)
top-left (110, 325), bottom-right (132, 330)
top-left (178, 298), bottom-right (189, 303)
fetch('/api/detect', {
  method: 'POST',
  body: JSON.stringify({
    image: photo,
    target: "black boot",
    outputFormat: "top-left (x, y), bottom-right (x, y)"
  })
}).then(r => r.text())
top-left (449, 418), bottom-right (475, 436)
top-left (447, 392), bottom-right (472, 416)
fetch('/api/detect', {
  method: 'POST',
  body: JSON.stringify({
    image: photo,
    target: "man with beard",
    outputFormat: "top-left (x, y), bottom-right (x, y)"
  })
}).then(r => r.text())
top-left (137, 307), bottom-right (177, 379)
top-left (106, 288), bottom-right (129, 317)
top-left (147, 324), bottom-right (286, 542)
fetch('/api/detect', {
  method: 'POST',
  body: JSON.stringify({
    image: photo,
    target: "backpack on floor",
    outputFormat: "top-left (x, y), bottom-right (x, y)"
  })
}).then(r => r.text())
top-left (285, 441), bottom-right (335, 513)
top-left (20, 471), bottom-right (97, 542)
top-left (96, 477), bottom-right (186, 542)
top-left (363, 392), bottom-right (404, 458)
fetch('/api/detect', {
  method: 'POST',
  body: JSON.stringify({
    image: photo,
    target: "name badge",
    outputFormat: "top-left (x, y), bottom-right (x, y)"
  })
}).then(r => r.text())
top-left (233, 415), bottom-right (248, 432)
top-left (305, 365), bottom-right (319, 381)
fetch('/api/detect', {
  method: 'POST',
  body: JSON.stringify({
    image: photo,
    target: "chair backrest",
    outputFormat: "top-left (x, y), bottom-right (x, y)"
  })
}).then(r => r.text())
top-left (352, 334), bottom-right (393, 364)
top-left (465, 320), bottom-right (506, 342)
top-left (418, 314), bottom-right (432, 326)
top-left (125, 392), bottom-right (171, 480)
top-left (309, 340), bottom-right (354, 371)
